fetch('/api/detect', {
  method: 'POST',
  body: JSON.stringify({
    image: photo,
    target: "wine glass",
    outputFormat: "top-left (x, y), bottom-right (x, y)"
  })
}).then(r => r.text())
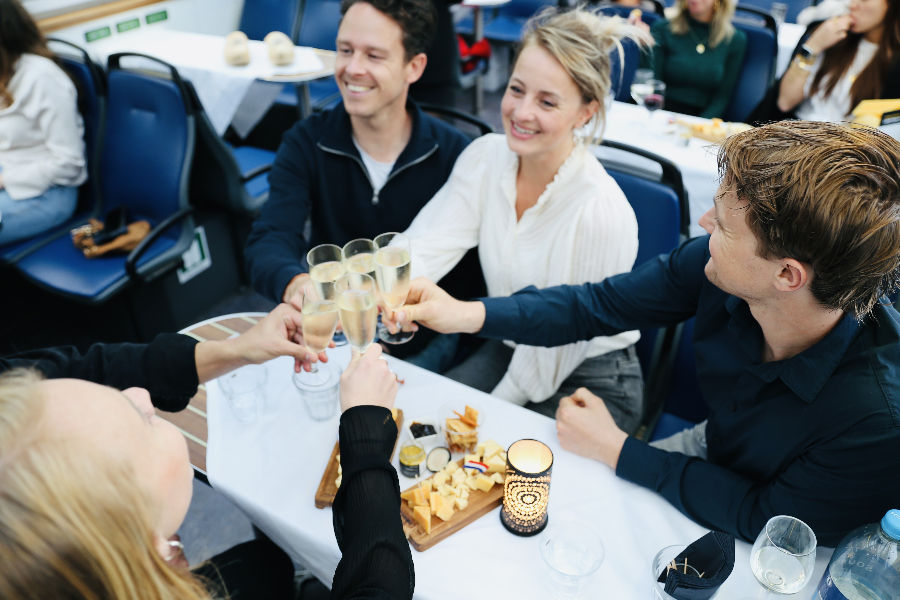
top-left (342, 238), bottom-right (377, 289)
top-left (633, 68), bottom-right (654, 86)
top-left (373, 232), bottom-right (414, 344)
top-left (307, 244), bottom-right (347, 346)
top-left (300, 281), bottom-right (340, 386)
top-left (750, 515), bottom-right (817, 594)
top-left (333, 272), bottom-right (378, 354)
top-left (642, 80), bottom-right (666, 124)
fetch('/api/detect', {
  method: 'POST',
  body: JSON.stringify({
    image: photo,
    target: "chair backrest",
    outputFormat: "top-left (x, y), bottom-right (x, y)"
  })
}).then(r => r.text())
top-left (736, 0), bottom-right (810, 23)
top-left (297, 0), bottom-right (343, 51)
top-left (103, 53), bottom-right (194, 237)
top-left (661, 317), bottom-right (708, 423)
top-left (48, 38), bottom-right (106, 217)
top-left (418, 102), bottom-right (494, 139)
top-left (608, 37), bottom-right (640, 103)
top-left (723, 6), bottom-right (778, 122)
top-left (499, 0), bottom-right (557, 20)
top-left (239, 0), bottom-right (303, 42)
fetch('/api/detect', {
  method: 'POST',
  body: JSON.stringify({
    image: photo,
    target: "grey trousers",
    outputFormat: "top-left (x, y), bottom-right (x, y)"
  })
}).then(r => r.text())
top-left (444, 340), bottom-right (645, 435)
top-left (650, 420), bottom-right (708, 459)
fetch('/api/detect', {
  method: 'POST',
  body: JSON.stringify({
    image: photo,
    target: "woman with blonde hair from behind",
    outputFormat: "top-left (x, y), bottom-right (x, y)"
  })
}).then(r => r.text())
top-left (0, 346), bottom-right (413, 598)
top-left (401, 7), bottom-right (651, 434)
top-left (645, 0), bottom-right (747, 117)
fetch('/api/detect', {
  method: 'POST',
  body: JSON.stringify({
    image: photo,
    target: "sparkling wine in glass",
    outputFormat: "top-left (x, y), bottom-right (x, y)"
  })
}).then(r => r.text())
top-left (750, 515), bottom-right (817, 595)
top-left (334, 273), bottom-right (378, 354)
top-left (374, 232), bottom-right (413, 344)
top-left (308, 244), bottom-right (347, 346)
top-left (342, 238), bottom-right (377, 289)
top-left (300, 281), bottom-right (340, 386)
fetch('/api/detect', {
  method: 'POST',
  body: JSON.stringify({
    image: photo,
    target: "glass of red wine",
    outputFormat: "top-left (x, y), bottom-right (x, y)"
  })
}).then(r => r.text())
top-left (642, 80), bottom-right (666, 126)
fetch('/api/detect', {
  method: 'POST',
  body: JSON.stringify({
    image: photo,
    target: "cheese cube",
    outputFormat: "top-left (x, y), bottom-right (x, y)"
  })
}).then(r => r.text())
top-left (438, 483), bottom-right (455, 497)
top-left (474, 474), bottom-right (495, 493)
top-left (475, 442), bottom-right (487, 456)
top-left (400, 487), bottom-right (427, 507)
top-left (451, 469), bottom-right (466, 486)
top-left (499, 451), bottom-right (507, 462)
top-left (465, 475), bottom-right (478, 489)
top-left (436, 505), bottom-right (455, 522)
top-left (432, 472), bottom-right (448, 487)
top-left (490, 472), bottom-right (505, 484)
top-left (421, 480), bottom-right (432, 495)
top-left (460, 487), bottom-right (469, 499)
top-left (454, 497), bottom-right (468, 511)
top-left (464, 454), bottom-right (480, 464)
top-left (485, 454), bottom-right (506, 474)
top-left (431, 491), bottom-right (453, 516)
top-left (413, 505), bottom-right (431, 534)
top-left (452, 485), bottom-right (463, 497)
top-left (482, 440), bottom-right (503, 460)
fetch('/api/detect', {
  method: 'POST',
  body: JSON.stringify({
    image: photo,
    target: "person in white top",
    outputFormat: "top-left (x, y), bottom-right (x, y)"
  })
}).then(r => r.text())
top-left (401, 7), bottom-right (651, 433)
top-left (0, 0), bottom-right (86, 246)
top-left (777, 0), bottom-right (899, 122)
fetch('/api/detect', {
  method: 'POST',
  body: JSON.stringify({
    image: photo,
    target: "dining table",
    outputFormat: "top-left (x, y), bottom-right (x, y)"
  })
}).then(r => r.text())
top-left (161, 311), bottom-right (835, 599)
top-left (84, 27), bottom-right (335, 137)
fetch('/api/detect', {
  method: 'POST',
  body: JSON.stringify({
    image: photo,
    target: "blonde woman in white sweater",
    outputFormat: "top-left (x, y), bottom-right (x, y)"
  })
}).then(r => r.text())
top-left (0, 0), bottom-right (86, 246)
top-left (403, 7), bottom-right (650, 433)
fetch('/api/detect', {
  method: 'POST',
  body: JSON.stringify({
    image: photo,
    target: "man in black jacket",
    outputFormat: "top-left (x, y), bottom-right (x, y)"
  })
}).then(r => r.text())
top-left (245, 0), bottom-right (471, 307)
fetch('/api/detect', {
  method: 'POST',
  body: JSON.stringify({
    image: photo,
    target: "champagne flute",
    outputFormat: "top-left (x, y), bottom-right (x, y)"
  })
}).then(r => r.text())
top-left (308, 244), bottom-right (347, 346)
top-left (334, 273), bottom-right (378, 354)
top-left (750, 515), bottom-right (817, 594)
top-left (342, 238), bottom-right (377, 288)
top-left (300, 282), bottom-right (340, 386)
top-left (373, 232), bottom-right (414, 344)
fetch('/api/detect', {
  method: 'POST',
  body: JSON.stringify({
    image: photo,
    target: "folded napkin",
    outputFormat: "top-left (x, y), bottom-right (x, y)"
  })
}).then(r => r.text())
top-left (656, 531), bottom-right (735, 600)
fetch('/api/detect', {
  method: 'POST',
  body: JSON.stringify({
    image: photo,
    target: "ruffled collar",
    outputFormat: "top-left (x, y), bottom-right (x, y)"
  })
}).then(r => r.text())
top-left (501, 142), bottom-right (588, 216)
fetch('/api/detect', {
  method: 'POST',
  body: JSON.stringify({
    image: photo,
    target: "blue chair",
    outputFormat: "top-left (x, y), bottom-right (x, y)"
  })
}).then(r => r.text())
top-left (649, 317), bottom-right (708, 441)
top-left (737, 0), bottom-right (810, 24)
top-left (595, 141), bottom-right (691, 440)
top-left (457, 0), bottom-right (558, 43)
top-left (724, 6), bottom-right (778, 122)
top-left (15, 53), bottom-right (196, 304)
top-left (239, 0), bottom-right (302, 42)
top-left (0, 39), bottom-right (106, 265)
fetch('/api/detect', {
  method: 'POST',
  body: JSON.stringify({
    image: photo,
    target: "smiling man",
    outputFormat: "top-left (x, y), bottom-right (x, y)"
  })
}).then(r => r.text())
top-left (386, 121), bottom-right (900, 547)
top-left (245, 0), bottom-right (470, 311)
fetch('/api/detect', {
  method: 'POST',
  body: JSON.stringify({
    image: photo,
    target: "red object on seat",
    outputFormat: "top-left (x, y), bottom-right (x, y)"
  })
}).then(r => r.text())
top-left (458, 35), bottom-right (491, 74)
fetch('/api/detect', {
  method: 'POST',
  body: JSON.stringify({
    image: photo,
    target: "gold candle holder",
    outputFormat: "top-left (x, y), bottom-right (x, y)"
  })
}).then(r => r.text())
top-left (500, 439), bottom-right (553, 536)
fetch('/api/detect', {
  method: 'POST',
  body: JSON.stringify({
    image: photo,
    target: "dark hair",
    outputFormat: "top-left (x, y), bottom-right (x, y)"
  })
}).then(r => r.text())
top-left (809, 1), bottom-right (900, 115)
top-left (718, 121), bottom-right (900, 319)
top-left (0, 0), bottom-right (56, 107)
top-left (339, 0), bottom-right (437, 61)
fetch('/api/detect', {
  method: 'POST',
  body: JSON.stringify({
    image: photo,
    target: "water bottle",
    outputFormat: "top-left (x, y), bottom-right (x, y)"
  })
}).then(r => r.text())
top-left (812, 510), bottom-right (900, 600)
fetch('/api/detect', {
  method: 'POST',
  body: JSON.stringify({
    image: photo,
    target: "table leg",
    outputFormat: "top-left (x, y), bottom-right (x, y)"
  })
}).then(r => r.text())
top-left (297, 82), bottom-right (312, 120)
top-left (472, 6), bottom-right (484, 115)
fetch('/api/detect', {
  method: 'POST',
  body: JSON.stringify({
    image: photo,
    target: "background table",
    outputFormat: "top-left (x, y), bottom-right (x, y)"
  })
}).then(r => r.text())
top-left (461, 0), bottom-right (511, 115)
top-left (86, 29), bottom-right (335, 135)
top-left (164, 313), bottom-right (834, 599)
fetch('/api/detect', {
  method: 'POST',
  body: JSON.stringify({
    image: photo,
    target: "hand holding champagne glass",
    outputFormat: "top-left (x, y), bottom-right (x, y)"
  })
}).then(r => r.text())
top-left (334, 272), bottom-right (378, 354)
top-left (374, 232), bottom-right (414, 344)
top-left (308, 244), bottom-right (347, 346)
top-left (300, 281), bottom-right (341, 386)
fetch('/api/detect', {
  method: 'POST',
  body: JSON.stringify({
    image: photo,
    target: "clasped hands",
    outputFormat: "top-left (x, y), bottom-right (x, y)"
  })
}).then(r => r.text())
top-left (383, 277), bottom-right (629, 469)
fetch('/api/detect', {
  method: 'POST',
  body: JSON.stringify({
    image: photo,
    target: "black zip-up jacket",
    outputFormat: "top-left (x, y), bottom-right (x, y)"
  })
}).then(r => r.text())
top-left (245, 99), bottom-right (470, 304)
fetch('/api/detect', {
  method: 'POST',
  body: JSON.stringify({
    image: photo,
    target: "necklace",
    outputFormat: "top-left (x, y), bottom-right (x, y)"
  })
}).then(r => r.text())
top-left (687, 24), bottom-right (709, 54)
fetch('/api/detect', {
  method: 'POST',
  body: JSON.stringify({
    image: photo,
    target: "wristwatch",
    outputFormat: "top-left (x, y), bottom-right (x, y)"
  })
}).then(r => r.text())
top-left (794, 44), bottom-right (818, 70)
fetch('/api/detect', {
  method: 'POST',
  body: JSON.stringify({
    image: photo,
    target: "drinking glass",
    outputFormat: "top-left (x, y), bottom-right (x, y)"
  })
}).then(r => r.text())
top-left (373, 232), bottom-right (414, 344)
top-left (342, 238), bottom-right (377, 288)
top-left (308, 244), bottom-right (347, 346)
top-left (770, 2), bottom-right (788, 26)
top-left (293, 365), bottom-right (342, 421)
top-left (750, 515), bottom-right (817, 594)
top-left (642, 80), bottom-right (666, 122)
top-left (300, 281), bottom-right (341, 387)
top-left (334, 272), bottom-right (378, 354)
top-left (540, 525), bottom-right (605, 600)
top-left (218, 364), bottom-right (267, 424)
top-left (651, 545), bottom-right (720, 600)
top-left (634, 68), bottom-right (654, 86)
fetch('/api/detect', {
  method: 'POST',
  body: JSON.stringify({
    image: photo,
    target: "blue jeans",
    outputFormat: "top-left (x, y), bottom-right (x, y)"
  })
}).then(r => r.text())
top-left (0, 185), bottom-right (78, 246)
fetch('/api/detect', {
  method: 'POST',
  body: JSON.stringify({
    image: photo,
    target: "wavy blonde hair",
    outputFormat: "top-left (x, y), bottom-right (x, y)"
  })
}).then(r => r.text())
top-left (666, 0), bottom-right (736, 49)
top-left (0, 369), bottom-right (216, 600)
top-left (519, 6), bottom-right (652, 145)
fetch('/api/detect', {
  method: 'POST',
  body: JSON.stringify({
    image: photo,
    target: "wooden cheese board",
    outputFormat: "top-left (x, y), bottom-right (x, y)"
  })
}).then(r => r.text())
top-left (314, 409), bottom-right (403, 508)
top-left (399, 458), bottom-right (505, 552)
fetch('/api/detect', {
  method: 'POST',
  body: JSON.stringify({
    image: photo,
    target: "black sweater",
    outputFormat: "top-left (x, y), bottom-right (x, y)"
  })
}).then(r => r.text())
top-left (0, 336), bottom-right (414, 600)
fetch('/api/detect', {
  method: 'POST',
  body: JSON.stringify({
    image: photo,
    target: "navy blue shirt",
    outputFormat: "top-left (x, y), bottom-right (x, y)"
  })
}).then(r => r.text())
top-left (245, 99), bottom-right (470, 303)
top-left (480, 236), bottom-right (900, 546)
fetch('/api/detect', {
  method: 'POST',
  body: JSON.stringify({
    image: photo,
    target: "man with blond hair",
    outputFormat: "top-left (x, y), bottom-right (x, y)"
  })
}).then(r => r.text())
top-left (387, 121), bottom-right (900, 547)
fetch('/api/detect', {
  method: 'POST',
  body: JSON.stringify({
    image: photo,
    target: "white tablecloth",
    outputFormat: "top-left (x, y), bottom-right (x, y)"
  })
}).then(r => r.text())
top-left (87, 29), bottom-right (326, 135)
top-left (206, 345), bottom-right (832, 599)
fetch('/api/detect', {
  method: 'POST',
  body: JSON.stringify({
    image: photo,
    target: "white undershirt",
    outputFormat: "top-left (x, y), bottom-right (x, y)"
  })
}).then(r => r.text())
top-left (796, 39), bottom-right (879, 122)
top-left (352, 137), bottom-right (395, 193)
top-left (404, 134), bottom-right (640, 405)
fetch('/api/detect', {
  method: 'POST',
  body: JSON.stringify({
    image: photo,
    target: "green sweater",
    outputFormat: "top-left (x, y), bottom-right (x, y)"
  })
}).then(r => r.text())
top-left (645, 17), bottom-right (747, 119)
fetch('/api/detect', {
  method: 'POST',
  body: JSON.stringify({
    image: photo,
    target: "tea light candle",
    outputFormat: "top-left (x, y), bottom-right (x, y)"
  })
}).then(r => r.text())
top-left (500, 439), bottom-right (553, 536)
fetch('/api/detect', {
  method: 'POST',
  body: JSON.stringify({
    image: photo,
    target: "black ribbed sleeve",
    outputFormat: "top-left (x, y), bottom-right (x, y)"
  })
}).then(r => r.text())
top-left (331, 406), bottom-right (413, 600)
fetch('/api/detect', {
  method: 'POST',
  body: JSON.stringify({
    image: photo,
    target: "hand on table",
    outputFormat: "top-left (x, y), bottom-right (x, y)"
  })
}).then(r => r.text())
top-left (340, 344), bottom-right (397, 413)
top-left (556, 387), bottom-right (629, 469)
top-left (383, 277), bottom-right (486, 335)
top-left (805, 14), bottom-right (853, 54)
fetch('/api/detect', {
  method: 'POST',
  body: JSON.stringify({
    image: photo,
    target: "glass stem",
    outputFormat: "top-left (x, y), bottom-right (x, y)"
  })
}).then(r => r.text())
top-left (309, 363), bottom-right (319, 374)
